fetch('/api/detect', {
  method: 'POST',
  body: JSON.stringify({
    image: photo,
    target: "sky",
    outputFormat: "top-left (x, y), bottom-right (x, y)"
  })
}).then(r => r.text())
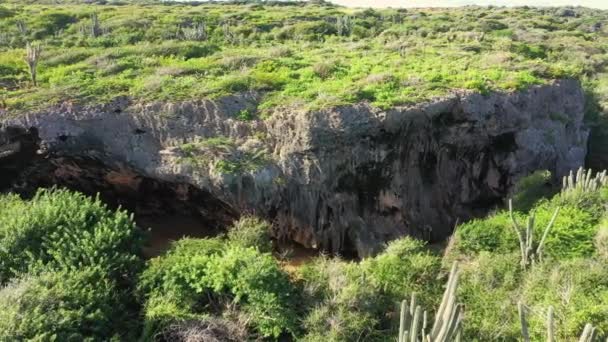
top-left (326, 0), bottom-right (608, 9)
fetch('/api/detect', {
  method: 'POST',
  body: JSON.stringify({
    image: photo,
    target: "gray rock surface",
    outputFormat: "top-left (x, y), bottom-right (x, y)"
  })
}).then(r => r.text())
top-left (1, 80), bottom-right (589, 256)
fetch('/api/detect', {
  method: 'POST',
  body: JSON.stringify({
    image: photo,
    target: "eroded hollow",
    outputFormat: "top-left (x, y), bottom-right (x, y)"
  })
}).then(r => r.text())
top-left (3, 151), bottom-right (238, 257)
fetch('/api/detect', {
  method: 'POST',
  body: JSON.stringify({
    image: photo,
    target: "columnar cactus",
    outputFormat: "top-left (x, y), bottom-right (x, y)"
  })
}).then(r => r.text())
top-left (518, 302), bottom-right (598, 342)
top-left (24, 42), bottom-right (42, 87)
top-left (399, 263), bottom-right (463, 342)
top-left (91, 13), bottom-right (101, 37)
top-left (336, 15), bottom-right (352, 36)
top-left (562, 167), bottom-right (608, 194)
top-left (508, 199), bottom-right (560, 269)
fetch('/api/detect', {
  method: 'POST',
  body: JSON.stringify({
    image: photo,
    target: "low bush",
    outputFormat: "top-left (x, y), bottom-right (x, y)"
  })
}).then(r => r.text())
top-left (227, 216), bottom-right (272, 253)
top-left (455, 211), bottom-right (518, 254)
top-left (0, 189), bottom-right (142, 284)
top-left (298, 237), bottom-right (443, 341)
top-left (138, 238), bottom-right (297, 340)
top-left (361, 238), bottom-right (442, 309)
top-left (510, 170), bottom-right (555, 212)
top-left (531, 201), bottom-right (600, 259)
top-left (595, 221), bottom-right (608, 261)
top-left (298, 258), bottom-right (384, 342)
top-left (458, 252), bottom-right (523, 340)
top-left (522, 259), bottom-right (608, 339)
top-left (0, 267), bottom-right (138, 341)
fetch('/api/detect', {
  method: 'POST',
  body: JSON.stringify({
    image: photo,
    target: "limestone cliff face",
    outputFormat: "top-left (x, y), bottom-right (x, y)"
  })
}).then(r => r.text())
top-left (0, 79), bottom-right (589, 256)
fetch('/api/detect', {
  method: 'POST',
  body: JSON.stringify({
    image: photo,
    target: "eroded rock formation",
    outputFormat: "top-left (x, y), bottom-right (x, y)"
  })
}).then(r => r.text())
top-left (0, 79), bottom-right (589, 256)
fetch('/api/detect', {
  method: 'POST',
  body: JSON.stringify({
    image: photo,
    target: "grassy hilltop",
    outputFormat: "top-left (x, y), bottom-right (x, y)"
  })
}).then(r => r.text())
top-left (1, 1), bottom-right (608, 114)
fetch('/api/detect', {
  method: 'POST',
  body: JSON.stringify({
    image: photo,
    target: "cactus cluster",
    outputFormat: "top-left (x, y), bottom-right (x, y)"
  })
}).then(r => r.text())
top-left (398, 263), bottom-right (463, 342)
top-left (518, 302), bottom-right (599, 342)
top-left (562, 167), bottom-right (608, 194)
top-left (181, 22), bottom-right (207, 41)
top-left (508, 199), bottom-right (560, 270)
top-left (336, 15), bottom-right (352, 36)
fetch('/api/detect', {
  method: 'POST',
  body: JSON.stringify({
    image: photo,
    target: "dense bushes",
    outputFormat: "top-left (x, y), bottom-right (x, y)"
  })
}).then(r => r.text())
top-left (0, 189), bottom-right (142, 284)
top-left (297, 237), bottom-right (443, 341)
top-left (453, 170), bottom-right (608, 340)
top-left (0, 189), bottom-right (144, 341)
top-left (0, 267), bottom-right (138, 341)
top-left (1, 174), bottom-right (607, 340)
top-left (138, 238), bottom-right (297, 339)
top-left (457, 188), bottom-right (603, 259)
top-left (226, 215), bottom-right (272, 252)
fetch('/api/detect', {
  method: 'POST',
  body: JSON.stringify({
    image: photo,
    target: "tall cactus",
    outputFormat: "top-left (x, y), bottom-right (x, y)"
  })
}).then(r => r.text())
top-left (90, 13), bottom-right (101, 38)
top-left (399, 262), bottom-right (463, 342)
top-left (336, 15), bottom-right (352, 36)
top-left (24, 42), bottom-right (42, 87)
top-left (16, 20), bottom-right (27, 35)
top-left (562, 167), bottom-right (608, 194)
top-left (518, 302), bottom-right (598, 341)
top-left (508, 199), bottom-right (560, 270)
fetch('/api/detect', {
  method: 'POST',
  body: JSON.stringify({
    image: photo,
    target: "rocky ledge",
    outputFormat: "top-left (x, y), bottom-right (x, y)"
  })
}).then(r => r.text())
top-left (0, 79), bottom-right (589, 257)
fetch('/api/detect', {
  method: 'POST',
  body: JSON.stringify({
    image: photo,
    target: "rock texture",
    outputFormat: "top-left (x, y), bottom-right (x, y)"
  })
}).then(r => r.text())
top-left (0, 79), bottom-right (589, 256)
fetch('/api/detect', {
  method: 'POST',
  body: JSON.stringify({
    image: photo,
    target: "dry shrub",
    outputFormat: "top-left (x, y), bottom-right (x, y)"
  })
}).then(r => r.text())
top-left (160, 318), bottom-right (248, 342)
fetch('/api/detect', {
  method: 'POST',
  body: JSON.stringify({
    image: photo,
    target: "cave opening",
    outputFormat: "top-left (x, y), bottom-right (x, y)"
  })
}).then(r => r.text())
top-left (2, 153), bottom-right (238, 258)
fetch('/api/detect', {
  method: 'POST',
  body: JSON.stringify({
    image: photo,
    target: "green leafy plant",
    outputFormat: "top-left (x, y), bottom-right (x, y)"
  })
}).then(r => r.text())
top-left (0, 189), bottom-right (142, 284)
top-left (138, 238), bottom-right (297, 339)
top-left (510, 170), bottom-right (555, 212)
top-left (227, 216), bottom-right (273, 252)
top-left (0, 267), bottom-right (138, 341)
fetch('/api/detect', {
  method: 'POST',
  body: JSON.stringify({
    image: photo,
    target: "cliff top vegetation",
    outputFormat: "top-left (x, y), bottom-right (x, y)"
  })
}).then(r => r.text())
top-left (1, 1), bottom-right (608, 114)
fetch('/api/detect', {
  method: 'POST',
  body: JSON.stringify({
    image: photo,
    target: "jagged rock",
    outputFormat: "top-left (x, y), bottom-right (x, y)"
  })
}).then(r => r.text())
top-left (1, 80), bottom-right (589, 257)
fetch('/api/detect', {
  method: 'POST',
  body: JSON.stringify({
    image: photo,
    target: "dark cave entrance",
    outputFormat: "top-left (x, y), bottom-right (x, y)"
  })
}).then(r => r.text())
top-left (2, 151), bottom-right (238, 258)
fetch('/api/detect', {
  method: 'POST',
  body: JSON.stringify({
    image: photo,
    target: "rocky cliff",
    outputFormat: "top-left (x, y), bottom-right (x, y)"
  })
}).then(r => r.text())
top-left (0, 79), bottom-right (589, 257)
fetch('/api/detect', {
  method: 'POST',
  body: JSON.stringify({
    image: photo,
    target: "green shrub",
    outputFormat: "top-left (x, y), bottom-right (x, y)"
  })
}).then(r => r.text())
top-left (595, 222), bottom-right (608, 261)
top-left (458, 252), bottom-right (525, 341)
top-left (455, 211), bottom-right (519, 254)
top-left (532, 202), bottom-right (599, 259)
top-left (312, 60), bottom-right (338, 79)
top-left (32, 11), bottom-right (77, 38)
top-left (361, 238), bottom-right (442, 309)
top-left (299, 258), bottom-right (383, 342)
top-left (139, 238), bottom-right (297, 339)
top-left (298, 238), bottom-right (442, 341)
top-left (457, 197), bottom-right (601, 260)
top-left (0, 6), bottom-right (14, 19)
top-left (522, 259), bottom-right (608, 339)
top-left (227, 216), bottom-right (272, 253)
top-left (0, 189), bottom-right (142, 284)
top-left (510, 170), bottom-right (555, 212)
top-left (0, 267), bottom-right (138, 341)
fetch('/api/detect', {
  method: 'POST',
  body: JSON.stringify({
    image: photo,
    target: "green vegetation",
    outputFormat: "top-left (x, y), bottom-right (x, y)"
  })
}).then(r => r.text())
top-left (0, 189), bottom-right (143, 341)
top-left (177, 136), bottom-right (270, 175)
top-left (138, 238), bottom-right (298, 339)
top-left (1, 1), bottom-right (608, 338)
top-left (227, 215), bottom-right (273, 252)
top-left (0, 189), bottom-right (142, 284)
top-left (0, 170), bottom-right (607, 340)
top-left (1, 1), bottom-right (608, 115)
top-left (451, 168), bottom-right (608, 340)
